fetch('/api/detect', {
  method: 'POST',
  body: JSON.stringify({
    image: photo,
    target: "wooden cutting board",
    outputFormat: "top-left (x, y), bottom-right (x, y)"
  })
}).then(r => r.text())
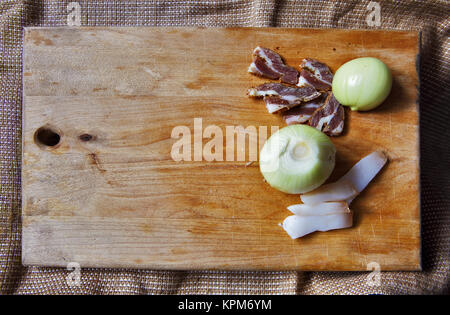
top-left (22, 27), bottom-right (420, 271)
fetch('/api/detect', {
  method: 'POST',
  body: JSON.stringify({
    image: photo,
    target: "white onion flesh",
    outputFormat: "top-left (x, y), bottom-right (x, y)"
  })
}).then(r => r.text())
top-left (300, 179), bottom-right (358, 205)
top-left (282, 213), bottom-right (353, 239)
top-left (287, 201), bottom-right (350, 216)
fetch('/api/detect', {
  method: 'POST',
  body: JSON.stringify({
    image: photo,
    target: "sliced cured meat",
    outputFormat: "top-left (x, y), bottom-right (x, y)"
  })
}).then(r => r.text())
top-left (248, 83), bottom-right (321, 101)
top-left (282, 93), bottom-right (328, 125)
top-left (309, 93), bottom-right (345, 136)
top-left (298, 69), bottom-right (332, 91)
top-left (263, 96), bottom-right (295, 114)
top-left (249, 56), bottom-right (279, 80)
top-left (248, 83), bottom-right (321, 114)
top-left (301, 59), bottom-right (334, 84)
top-left (248, 47), bottom-right (299, 85)
top-left (297, 58), bottom-right (333, 91)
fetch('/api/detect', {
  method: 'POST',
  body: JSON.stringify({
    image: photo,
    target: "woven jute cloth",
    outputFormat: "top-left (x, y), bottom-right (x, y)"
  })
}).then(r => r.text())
top-left (1, 0), bottom-right (449, 295)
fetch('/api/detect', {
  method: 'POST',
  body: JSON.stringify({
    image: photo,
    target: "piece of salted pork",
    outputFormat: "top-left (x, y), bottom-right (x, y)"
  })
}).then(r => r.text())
top-left (281, 212), bottom-right (353, 239)
top-left (297, 58), bottom-right (334, 91)
top-left (248, 46), bottom-right (300, 85)
top-left (248, 83), bottom-right (321, 114)
top-left (282, 151), bottom-right (388, 239)
top-left (282, 93), bottom-right (328, 125)
top-left (308, 93), bottom-right (345, 136)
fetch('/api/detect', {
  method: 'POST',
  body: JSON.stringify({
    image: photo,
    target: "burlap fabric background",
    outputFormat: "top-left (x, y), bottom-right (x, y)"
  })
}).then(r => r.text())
top-left (1, 0), bottom-right (449, 295)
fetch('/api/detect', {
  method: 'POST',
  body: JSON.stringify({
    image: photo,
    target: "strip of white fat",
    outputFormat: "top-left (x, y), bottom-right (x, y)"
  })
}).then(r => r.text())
top-left (266, 103), bottom-right (285, 114)
top-left (315, 113), bottom-right (333, 131)
top-left (340, 151), bottom-right (388, 203)
top-left (249, 88), bottom-right (304, 103)
top-left (248, 89), bottom-right (279, 97)
top-left (248, 62), bottom-right (257, 73)
top-left (285, 114), bottom-right (309, 124)
top-left (299, 151), bottom-right (388, 205)
top-left (331, 121), bottom-right (344, 134)
top-left (297, 75), bottom-right (309, 87)
top-left (281, 94), bottom-right (300, 103)
top-left (303, 102), bottom-right (320, 109)
top-left (300, 180), bottom-right (358, 205)
top-left (287, 201), bottom-right (350, 216)
top-left (282, 213), bottom-right (353, 239)
top-left (303, 60), bottom-right (322, 78)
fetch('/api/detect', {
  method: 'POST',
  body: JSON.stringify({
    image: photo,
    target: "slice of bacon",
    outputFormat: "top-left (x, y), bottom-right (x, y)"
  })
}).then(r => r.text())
top-left (297, 58), bottom-right (333, 91)
top-left (282, 93), bottom-right (328, 125)
top-left (308, 93), bottom-right (345, 136)
top-left (248, 47), bottom-right (299, 85)
top-left (248, 83), bottom-right (321, 114)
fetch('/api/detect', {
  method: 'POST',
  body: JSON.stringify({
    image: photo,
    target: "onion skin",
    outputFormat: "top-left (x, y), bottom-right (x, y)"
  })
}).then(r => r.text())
top-left (259, 125), bottom-right (336, 194)
top-left (332, 57), bottom-right (392, 111)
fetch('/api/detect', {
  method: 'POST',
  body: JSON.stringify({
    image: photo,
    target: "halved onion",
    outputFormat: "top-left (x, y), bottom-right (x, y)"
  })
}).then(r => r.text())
top-left (259, 125), bottom-right (336, 194)
top-left (300, 151), bottom-right (388, 204)
top-left (282, 213), bottom-right (353, 239)
top-left (287, 201), bottom-right (350, 216)
top-left (300, 179), bottom-right (358, 205)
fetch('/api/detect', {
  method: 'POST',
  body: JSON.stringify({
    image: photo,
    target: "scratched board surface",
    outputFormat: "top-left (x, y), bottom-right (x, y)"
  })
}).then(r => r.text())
top-left (22, 27), bottom-right (420, 270)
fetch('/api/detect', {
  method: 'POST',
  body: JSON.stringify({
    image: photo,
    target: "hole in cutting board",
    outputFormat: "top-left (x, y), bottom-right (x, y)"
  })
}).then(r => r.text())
top-left (79, 133), bottom-right (93, 142)
top-left (34, 126), bottom-right (61, 148)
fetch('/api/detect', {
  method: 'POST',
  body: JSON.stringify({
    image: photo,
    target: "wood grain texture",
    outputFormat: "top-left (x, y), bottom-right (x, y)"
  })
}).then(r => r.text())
top-left (22, 27), bottom-right (420, 271)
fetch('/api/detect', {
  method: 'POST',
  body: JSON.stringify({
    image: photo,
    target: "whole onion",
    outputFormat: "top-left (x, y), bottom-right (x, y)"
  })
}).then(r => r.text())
top-left (332, 57), bottom-right (392, 111)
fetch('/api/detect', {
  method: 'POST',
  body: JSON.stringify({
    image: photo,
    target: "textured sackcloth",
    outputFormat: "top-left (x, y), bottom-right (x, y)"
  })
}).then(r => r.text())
top-left (1, 0), bottom-right (449, 295)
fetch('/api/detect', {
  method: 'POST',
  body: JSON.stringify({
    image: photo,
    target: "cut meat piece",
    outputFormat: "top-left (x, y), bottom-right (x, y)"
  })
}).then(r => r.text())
top-left (297, 58), bottom-right (333, 91)
top-left (308, 93), bottom-right (345, 136)
top-left (282, 93), bottom-right (327, 125)
top-left (248, 83), bottom-right (321, 102)
top-left (301, 58), bottom-right (334, 84)
top-left (248, 83), bottom-right (321, 114)
top-left (263, 96), bottom-right (294, 114)
top-left (298, 69), bottom-right (333, 91)
top-left (248, 47), bottom-right (299, 85)
top-left (249, 56), bottom-right (279, 80)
